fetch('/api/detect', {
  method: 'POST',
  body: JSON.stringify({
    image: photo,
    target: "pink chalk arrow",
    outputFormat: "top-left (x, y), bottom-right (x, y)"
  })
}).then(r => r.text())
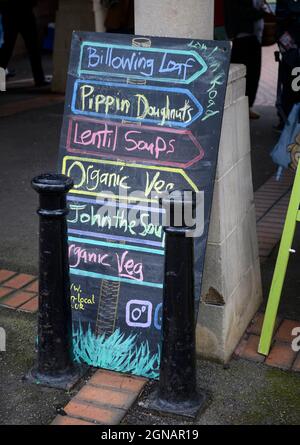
top-left (66, 116), bottom-right (205, 169)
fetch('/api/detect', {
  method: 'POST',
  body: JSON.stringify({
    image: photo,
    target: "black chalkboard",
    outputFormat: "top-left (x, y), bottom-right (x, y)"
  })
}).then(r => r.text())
top-left (58, 32), bottom-right (231, 379)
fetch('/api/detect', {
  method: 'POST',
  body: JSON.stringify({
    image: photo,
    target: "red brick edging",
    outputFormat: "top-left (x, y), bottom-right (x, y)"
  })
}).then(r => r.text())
top-left (0, 270), bottom-right (38, 313)
top-left (255, 170), bottom-right (294, 262)
top-left (0, 269), bottom-right (148, 426)
top-left (235, 313), bottom-right (300, 372)
top-left (52, 370), bottom-right (147, 425)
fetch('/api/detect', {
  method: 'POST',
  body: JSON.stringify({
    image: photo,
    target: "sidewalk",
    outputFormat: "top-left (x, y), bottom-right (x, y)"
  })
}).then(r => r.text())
top-left (1, 303), bottom-right (299, 425)
top-left (0, 54), bottom-right (299, 425)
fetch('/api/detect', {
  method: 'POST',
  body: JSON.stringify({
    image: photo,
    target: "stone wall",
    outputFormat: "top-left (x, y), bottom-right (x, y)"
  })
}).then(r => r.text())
top-left (196, 65), bottom-right (262, 362)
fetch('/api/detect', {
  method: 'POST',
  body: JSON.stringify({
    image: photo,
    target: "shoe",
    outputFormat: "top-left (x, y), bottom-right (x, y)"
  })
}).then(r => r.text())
top-left (34, 79), bottom-right (51, 87)
top-left (249, 109), bottom-right (260, 119)
top-left (5, 68), bottom-right (16, 79)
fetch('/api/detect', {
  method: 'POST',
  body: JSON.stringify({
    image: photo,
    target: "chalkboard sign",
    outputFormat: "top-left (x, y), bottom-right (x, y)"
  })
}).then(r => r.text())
top-left (58, 32), bottom-right (231, 379)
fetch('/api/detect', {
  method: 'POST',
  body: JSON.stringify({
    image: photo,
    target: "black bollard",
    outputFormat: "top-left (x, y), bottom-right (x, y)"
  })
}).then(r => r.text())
top-left (148, 191), bottom-right (206, 418)
top-left (27, 173), bottom-right (84, 389)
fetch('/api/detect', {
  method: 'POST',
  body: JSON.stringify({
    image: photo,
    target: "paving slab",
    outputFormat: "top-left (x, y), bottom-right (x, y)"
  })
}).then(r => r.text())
top-left (0, 308), bottom-right (70, 425)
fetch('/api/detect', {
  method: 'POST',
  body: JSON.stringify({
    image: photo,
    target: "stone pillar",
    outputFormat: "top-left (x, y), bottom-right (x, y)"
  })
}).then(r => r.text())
top-left (196, 65), bottom-right (262, 362)
top-left (52, 0), bottom-right (105, 93)
top-left (93, 0), bottom-right (106, 32)
top-left (135, 0), bottom-right (214, 39)
top-left (135, 0), bottom-right (262, 363)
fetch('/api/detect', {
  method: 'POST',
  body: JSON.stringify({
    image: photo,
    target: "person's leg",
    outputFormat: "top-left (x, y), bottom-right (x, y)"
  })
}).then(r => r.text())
top-left (0, 12), bottom-right (19, 70)
top-left (231, 36), bottom-right (262, 115)
top-left (246, 36), bottom-right (262, 108)
top-left (19, 8), bottom-right (45, 85)
top-left (231, 37), bottom-right (254, 98)
top-left (231, 37), bottom-right (247, 66)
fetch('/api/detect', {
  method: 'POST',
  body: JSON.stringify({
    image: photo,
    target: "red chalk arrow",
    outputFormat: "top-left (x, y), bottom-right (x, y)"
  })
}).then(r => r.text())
top-left (66, 116), bottom-right (205, 169)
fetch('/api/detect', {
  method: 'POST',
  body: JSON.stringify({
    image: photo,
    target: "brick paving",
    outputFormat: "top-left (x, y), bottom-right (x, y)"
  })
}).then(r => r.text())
top-left (18, 296), bottom-right (39, 313)
top-left (0, 270), bottom-right (37, 312)
top-left (0, 270), bottom-right (148, 425)
top-left (235, 313), bottom-right (300, 372)
top-left (255, 170), bottom-right (295, 262)
top-left (275, 319), bottom-right (300, 343)
top-left (51, 370), bottom-right (147, 426)
top-left (4, 273), bottom-right (36, 289)
top-left (293, 355), bottom-right (300, 372)
top-left (1, 290), bottom-right (36, 309)
top-left (265, 341), bottom-right (297, 369)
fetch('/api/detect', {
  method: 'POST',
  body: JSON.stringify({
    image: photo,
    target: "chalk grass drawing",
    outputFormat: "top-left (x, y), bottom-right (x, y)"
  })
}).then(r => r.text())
top-left (73, 324), bottom-right (160, 379)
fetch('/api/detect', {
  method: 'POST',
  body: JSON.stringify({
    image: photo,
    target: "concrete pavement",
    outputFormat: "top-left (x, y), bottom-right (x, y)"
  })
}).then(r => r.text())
top-left (0, 101), bottom-right (63, 274)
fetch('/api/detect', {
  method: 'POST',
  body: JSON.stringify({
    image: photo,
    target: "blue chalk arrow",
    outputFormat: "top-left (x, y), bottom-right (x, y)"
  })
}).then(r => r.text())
top-left (78, 42), bottom-right (208, 85)
top-left (72, 79), bottom-right (204, 128)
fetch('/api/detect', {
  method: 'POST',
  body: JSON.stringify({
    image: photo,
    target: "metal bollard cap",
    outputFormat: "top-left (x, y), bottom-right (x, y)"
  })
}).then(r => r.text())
top-left (31, 173), bottom-right (73, 194)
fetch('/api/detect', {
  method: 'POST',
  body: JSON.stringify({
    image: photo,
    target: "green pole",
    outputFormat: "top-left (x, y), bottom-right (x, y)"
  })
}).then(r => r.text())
top-left (258, 163), bottom-right (300, 355)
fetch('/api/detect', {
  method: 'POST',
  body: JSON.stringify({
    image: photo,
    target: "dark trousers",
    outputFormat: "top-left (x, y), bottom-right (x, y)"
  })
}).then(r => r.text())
top-left (0, 8), bottom-right (44, 84)
top-left (231, 35), bottom-right (262, 108)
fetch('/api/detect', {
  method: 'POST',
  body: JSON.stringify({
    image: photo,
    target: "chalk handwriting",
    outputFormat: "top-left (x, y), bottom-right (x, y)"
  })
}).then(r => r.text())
top-left (67, 117), bottom-right (205, 168)
top-left (70, 283), bottom-right (96, 311)
top-left (79, 43), bottom-right (208, 84)
top-left (64, 158), bottom-right (199, 201)
top-left (69, 243), bottom-right (144, 282)
top-left (72, 80), bottom-right (203, 127)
